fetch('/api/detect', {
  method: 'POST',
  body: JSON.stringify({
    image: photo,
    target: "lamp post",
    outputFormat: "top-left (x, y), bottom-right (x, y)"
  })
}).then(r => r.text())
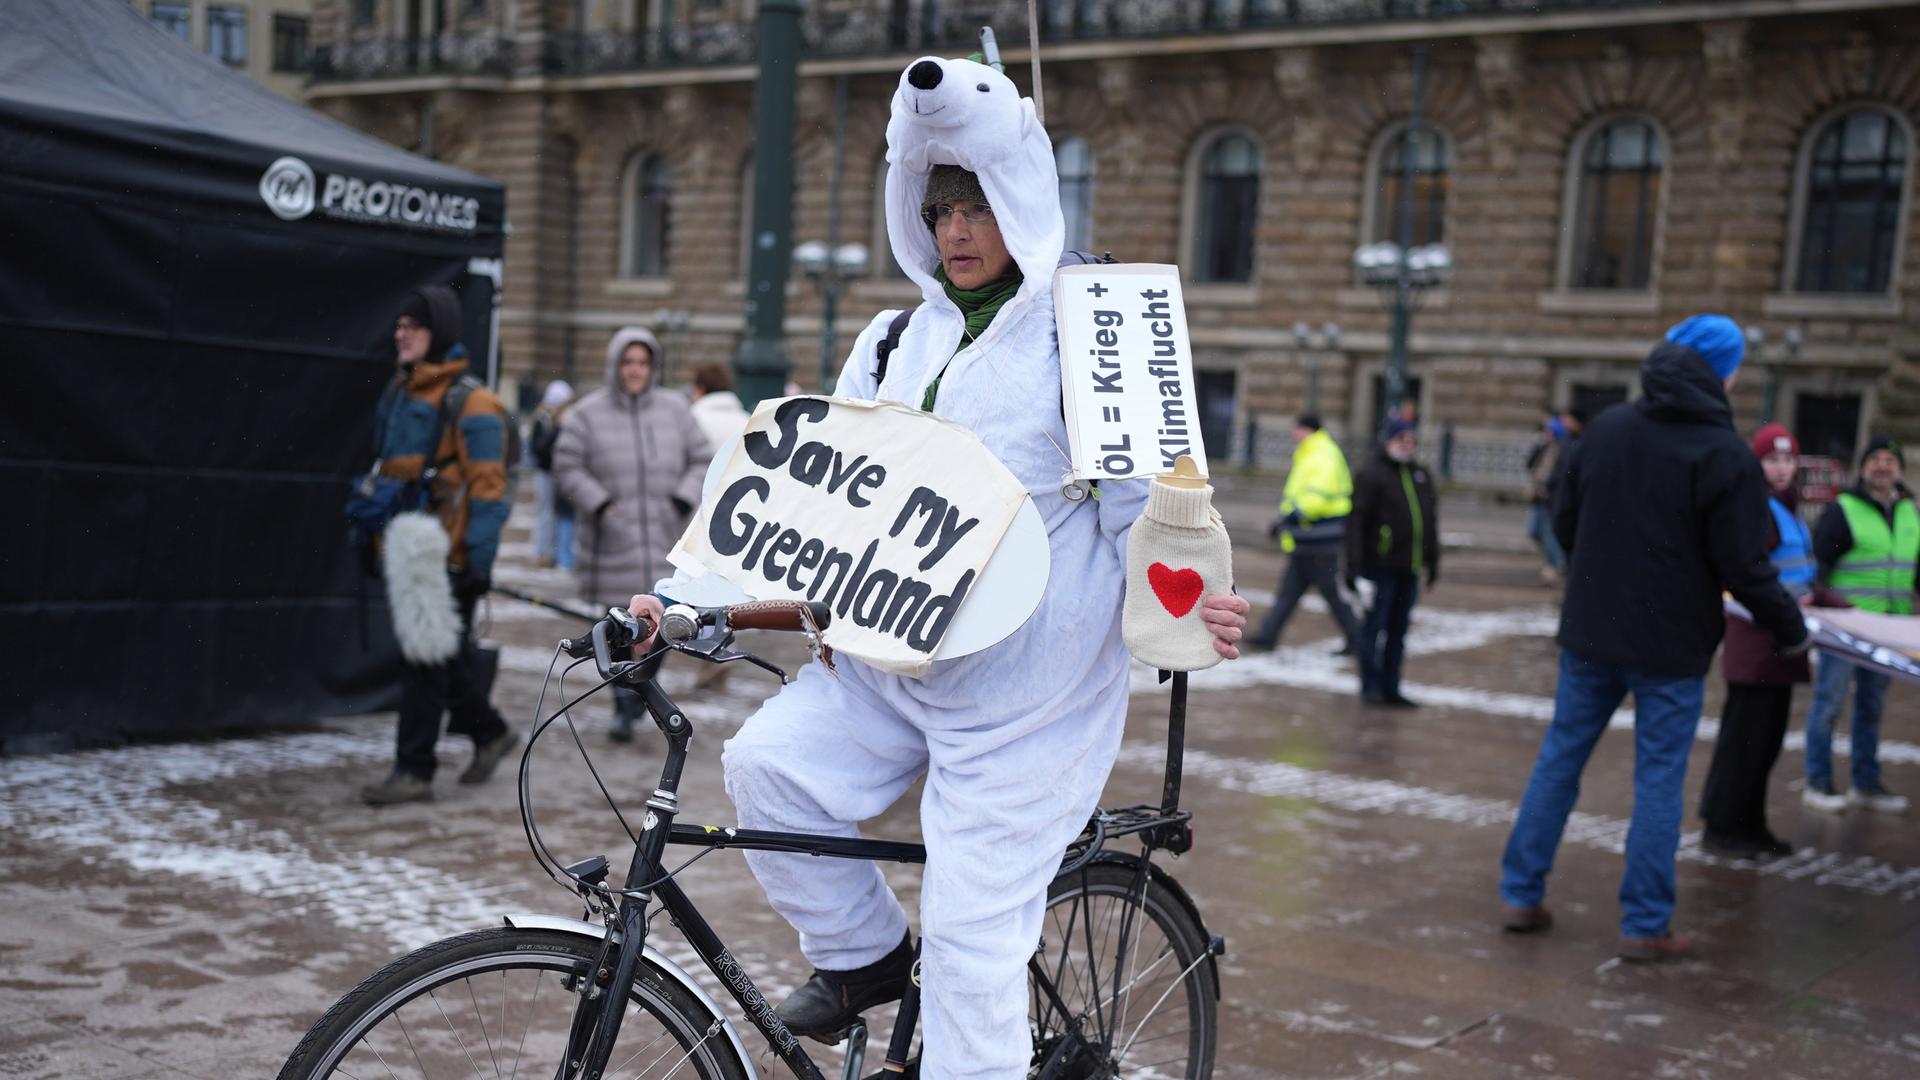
top-left (1760, 326), bottom-right (1802, 423)
top-left (1352, 44), bottom-right (1451, 435)
top-left (731, 0), bottom-right (804, 409)
top-left (793, 240), bottom-right (870, 391)
top-left (1291, 319), bottom-right (1341, 415)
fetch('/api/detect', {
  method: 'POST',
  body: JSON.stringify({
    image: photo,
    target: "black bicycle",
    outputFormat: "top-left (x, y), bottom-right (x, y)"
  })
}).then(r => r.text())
top-left (278, 599), bottom-right (1221, 1079)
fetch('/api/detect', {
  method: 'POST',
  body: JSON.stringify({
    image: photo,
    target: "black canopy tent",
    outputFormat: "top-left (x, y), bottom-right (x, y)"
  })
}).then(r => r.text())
top-left (0, 0), bottom-right (508, 748)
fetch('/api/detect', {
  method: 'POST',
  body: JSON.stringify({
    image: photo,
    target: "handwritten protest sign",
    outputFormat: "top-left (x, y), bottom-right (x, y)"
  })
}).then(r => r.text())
top-left (669, 396), bottom-right (1032, 677)
top-left (1055, 263), bottom-right (1206, 481)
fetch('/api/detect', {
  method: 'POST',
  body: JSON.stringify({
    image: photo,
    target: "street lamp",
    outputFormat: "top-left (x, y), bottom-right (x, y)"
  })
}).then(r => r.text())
top-left (1351, 44), bottom-right (1451, 435)
top-left (793, 240), bottom-right (870, 391)
top-left (1291, 319), bottom-right (1341, 414)
top-left (1758, 325), bottom-right (1803, 423)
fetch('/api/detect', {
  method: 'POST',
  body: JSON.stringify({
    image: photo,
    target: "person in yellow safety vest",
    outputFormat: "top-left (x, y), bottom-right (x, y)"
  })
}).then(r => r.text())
top-left (1248, 413), bottom-right (1364, 653)
top-left (1801, 436), bottom-right (1916, 815)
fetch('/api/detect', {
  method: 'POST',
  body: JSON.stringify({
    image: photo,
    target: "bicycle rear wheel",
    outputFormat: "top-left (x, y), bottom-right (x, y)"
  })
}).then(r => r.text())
top-left (278, 927), bottom-right (749, 1080)
top-left (1031, 861), bottom-right (1217, 1079)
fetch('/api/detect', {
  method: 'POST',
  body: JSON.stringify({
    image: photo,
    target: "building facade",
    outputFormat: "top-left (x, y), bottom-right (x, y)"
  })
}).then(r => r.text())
top-left (305, 0), bottom-right (1918, 482)
top-left (131, 0), bottom-right (316, 100)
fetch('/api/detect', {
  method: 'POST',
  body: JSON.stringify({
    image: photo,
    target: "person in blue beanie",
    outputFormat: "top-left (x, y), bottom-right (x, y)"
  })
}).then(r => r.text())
top-left (1497, 313), bottom-right (1810, 962)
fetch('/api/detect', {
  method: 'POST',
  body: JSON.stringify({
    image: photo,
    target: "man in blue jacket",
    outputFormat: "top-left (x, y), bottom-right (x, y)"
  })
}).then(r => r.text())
top-left (1497, 314), bottom-right (1809, 961)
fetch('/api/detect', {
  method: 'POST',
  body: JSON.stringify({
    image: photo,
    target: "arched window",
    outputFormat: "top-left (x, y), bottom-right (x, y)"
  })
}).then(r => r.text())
top-left (1793, 107), bottom-right (1909, 294)
top-left (1191, 131), bottom-right (1260, 284)
top-left (1054, 134), bottom-right (1095, 252)
top-left (1368, 123), bottom-right (1449, 246)
top-left (621, 152), bottom-right (672, 278)
top-left (1565, 117), bottom-right (1663, 290)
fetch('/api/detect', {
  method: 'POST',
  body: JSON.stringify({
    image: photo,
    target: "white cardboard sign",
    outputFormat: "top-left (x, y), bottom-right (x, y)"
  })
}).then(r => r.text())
top-left (668, 396), bottom-right (1034, 677)
top-left (1054, 263), bottom-right (1207, 481)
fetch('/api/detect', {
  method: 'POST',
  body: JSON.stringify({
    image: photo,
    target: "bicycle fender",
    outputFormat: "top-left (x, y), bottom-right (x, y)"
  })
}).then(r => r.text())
top-left (1078, 853), bottom-right (1223, 1000)
top-left (503, 912), bottom-right (760, 1078)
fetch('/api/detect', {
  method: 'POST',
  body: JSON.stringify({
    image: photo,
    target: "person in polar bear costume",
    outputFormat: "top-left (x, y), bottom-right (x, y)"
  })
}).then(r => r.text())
top-left (634, 56), bottom-right (1248, 1076)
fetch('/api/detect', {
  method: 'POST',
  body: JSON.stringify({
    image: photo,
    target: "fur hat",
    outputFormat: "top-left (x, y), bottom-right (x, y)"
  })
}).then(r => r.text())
top-left (921, 164), bottom-right (986, 223)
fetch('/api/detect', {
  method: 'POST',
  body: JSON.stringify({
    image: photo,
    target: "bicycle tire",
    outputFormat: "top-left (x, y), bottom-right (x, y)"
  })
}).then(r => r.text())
top-left (1031, 861), bottom-right (1217, 1079)
top-left (277, 927), bottom-right (750, 1080)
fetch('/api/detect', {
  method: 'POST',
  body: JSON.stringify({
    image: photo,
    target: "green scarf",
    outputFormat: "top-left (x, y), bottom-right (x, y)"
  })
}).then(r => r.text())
top-left (922, 265), bottom-right (1023, 411)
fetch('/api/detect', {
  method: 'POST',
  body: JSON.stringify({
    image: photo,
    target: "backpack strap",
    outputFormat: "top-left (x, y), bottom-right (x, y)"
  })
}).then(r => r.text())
top-left (370, 371), bottom-right (407, 462)
top-left (873, 306), bottom-right (918, 387)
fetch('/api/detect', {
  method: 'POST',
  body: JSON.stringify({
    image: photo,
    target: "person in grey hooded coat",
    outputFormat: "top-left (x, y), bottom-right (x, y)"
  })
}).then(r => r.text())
top-left (552, 326), bottom-right (712, 736)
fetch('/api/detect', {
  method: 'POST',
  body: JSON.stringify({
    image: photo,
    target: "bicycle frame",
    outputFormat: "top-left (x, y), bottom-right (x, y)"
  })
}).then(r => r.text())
top-left (552, 657), bottom-right (1199, 1080)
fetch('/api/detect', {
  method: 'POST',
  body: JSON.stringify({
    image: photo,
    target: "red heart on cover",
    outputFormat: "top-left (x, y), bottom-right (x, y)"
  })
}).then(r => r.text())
top-left (1147, 562), bottom-right (1204, 618)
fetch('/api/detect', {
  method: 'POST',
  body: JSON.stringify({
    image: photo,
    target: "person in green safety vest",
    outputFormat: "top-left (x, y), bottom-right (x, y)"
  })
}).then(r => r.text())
top-left (1247, 413), bottom-right (1365, 653)
top-left (1345, 416), bottom-right (1440, 707)
top-left (1801, 436), bottom-right (1917, 815)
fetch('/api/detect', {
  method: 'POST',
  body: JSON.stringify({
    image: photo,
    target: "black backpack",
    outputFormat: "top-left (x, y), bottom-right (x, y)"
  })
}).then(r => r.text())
top-left (872, 250), bottom-right (1117, 385)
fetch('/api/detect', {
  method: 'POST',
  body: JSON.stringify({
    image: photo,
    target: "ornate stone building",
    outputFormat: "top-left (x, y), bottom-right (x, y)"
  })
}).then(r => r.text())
top-left (306, 1), bottom-right (1918, 481)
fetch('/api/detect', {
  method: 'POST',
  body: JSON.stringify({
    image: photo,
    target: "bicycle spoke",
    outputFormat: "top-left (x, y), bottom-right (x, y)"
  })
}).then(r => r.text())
top-left (396, 1009), bottom-right (428, 1078)
top-left (428, 987), bottom-right (488, 1076)
top-left (510, 967), bottom-right (547, 1080)
top-left (1115, 950), bottom-right (1209, 1066)
top-left (606, 1009), bottom-right (676, 1078)
top-left (467, 977), bottom-right (502, 1076)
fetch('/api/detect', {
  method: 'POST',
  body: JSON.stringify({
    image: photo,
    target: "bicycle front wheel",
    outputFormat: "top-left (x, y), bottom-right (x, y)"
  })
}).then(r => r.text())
top-left (278, 927), bottom-right (749, 1080)
top-left (1031, 861), bottom-right (1217, 1079)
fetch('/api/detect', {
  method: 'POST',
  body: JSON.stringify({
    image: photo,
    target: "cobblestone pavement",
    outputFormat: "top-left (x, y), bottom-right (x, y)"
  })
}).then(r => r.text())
top-left (1, 480), bottom-right (1915, 1078)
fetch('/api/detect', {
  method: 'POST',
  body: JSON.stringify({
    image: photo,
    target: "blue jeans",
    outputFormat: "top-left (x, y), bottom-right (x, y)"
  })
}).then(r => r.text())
top-left (1500, 650), bottom-right (1705, 939)
top-left (1803, 653), bottom-right (1890, 792)
top-left (1359, 571), bottom-right (1418, 699)
top-left (1526, 503), bottom-right (1564, 571)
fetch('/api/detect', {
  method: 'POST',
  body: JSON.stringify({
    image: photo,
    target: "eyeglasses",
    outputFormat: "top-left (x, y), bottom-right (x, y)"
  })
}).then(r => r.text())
top-left (395, 317), bottom-right (428, 333)
top-left (922, 202), bottom-right (994, 227)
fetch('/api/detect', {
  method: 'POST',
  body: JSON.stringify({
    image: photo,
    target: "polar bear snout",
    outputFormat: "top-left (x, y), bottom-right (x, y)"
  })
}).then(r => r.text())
top-left (908, 59), bottom-right (942, 90)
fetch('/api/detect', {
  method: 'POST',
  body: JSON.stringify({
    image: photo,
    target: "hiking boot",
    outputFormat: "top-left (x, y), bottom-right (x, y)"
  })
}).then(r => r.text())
top-left (609, 713), bottom-right (636, 743)
top-left (1753, 830), bottom-right (1794, 858)
top-left (776, 933), bottom-right (914, 1039)
top-left (1801, 783), bottom-right (1847, 813)
top-left (1847, 785), bottom-right (1909, 814)
top-left (1619, 931), bottom-right (1694, 963)
top-left (458, 730), bottom-right (520, 785)
top-left (360, 771), bottom-right (433, 806)
top-left (1383, 693), bottom-right (1420, 709)
top-left (1500, 904), bottom-right (1552, 933)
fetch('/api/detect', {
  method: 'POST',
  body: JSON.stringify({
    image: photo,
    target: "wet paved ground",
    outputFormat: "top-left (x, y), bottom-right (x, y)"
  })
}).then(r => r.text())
top-left (1, 481), bottom-right (1915, 1078)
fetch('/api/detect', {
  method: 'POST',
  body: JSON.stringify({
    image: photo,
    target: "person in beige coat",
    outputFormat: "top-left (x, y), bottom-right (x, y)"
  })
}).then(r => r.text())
top-left (552, 326), bottom-right (712, 738)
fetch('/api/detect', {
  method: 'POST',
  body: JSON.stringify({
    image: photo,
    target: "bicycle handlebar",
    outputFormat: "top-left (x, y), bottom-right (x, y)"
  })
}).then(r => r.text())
top-left (560, 600), bottom-right (832, 682)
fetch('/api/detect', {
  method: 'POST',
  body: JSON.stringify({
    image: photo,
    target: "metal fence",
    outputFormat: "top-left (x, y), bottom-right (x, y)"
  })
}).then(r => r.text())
top-left (311, 33), bottom-right (516, 81)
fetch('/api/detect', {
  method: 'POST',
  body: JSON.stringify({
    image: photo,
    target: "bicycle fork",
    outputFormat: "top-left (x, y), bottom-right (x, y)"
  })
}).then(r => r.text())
top-left (557, 892), bottom-right (653, 1079)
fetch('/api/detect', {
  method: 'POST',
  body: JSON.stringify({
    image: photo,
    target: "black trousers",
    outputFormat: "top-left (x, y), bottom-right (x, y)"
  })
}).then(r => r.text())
top-left (1698, 682), bottom-right (1794, 841)
top-left (396, 591), bottom-right (509, 780)
top-left (1358, 571), bottom-right (1419, 699)
top-left (1252, 546), bottom-right (1361, 649)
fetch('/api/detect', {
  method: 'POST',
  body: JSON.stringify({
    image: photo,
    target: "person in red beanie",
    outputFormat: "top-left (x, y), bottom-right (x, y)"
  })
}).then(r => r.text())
top-left (1698, 423), bottom-right (1845, 857)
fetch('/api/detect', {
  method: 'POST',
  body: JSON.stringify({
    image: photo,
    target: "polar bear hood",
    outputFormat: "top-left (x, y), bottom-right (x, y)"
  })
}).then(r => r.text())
top-left (884, 56), bottom-right (1064, 309)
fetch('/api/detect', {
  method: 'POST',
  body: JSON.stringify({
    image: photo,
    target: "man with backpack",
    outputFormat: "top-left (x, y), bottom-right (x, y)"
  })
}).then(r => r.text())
top-left (355, 283), bottom-right (518, 806)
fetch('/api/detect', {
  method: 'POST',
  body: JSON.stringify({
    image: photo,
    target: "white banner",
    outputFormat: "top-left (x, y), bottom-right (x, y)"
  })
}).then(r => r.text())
top-left (669, 396), bottom-right (1031, 677)
top-left (1054, 263), bottom-right (1206, 481)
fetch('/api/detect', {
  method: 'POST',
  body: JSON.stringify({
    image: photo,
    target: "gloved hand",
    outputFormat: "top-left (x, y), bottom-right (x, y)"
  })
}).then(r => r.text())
top-left (358, 542), bottom-right (382, 579)
top-left (1266, 517), bottom-right (1283, 542)
top-left (1343, 572), bottom-right (1359, 594)
top-left (594, 498), bottom-right (614, 518)
top-left (1425, 567), bottom-right (1439, 590)
top-left (671, 495), bottom-right (693, 517)
top-left (1777, 625), bottom-right (1813, 658)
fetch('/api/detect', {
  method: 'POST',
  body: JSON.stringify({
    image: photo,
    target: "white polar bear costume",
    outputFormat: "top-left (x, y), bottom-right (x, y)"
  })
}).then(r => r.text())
top-left (718, 56), bottom-right (1149, 1078)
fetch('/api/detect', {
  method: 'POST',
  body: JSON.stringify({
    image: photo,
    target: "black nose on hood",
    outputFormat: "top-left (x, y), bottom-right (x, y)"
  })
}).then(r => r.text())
top-left (907, 60), bottom-right (942, 90)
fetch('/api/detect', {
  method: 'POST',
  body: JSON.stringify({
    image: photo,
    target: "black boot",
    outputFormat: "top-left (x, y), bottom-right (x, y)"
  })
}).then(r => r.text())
top-left (776, 933), bottom-right (914, 1038)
